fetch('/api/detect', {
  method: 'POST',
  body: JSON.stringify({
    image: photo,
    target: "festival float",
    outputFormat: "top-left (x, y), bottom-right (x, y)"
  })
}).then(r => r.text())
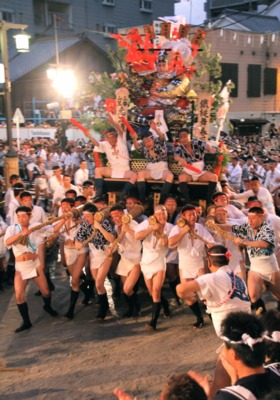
top-left (72, 17), bottom-right (232, 205)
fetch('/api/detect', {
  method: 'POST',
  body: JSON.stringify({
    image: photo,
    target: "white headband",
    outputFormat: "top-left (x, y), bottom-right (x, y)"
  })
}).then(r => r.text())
top-left (221, 333), bottom-right (264, 350)
top-left (17, 211), bottom-right (31, 216)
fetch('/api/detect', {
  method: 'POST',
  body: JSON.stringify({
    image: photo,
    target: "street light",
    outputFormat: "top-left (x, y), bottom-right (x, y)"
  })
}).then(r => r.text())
top-left (0, 20), bottom-right (30, 185)
top-left (46, 14), bottom-right (76, 116)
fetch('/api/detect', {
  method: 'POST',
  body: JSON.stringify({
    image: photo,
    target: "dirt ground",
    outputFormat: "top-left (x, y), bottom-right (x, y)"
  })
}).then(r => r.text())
top-left (0, 261), bottom-right (224, 400)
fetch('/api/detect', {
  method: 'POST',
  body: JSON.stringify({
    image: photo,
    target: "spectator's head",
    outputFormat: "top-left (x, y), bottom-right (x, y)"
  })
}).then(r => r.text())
top-left (52, 165), bottom-right (62, 175)
top-left (63, 174), bottom-right (72, 187)
top-left (65, 189), bottom-right (77, 199)
top-left (164, 197), bottom-right (178, 215)
top-left (19, 191), bottom-right (33, 208)
top-left (160, 373), bottom-right (207, 400)
top-left (221, 312), bottom-right (266, 369)
top-left (9, 174), bottom-right (20, 185)
top-left (80, 160), bottom-right (87, 169)
top-left (82, 180), bottom-right (95, 196)
top-left (250, 177), bottom-right (261, 193)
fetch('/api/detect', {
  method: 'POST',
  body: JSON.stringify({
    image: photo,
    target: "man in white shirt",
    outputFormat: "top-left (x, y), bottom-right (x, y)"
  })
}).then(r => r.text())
top-left (231, 177), bottom-right (276, 215)
top-left (74, 160), bottom-right (89, 190)
top-left (88, 116), bottom-right (137, 200)
top-left (264, 158), bottom-right (280, 193)
top-left (226, 157), bottom-right (242, 192)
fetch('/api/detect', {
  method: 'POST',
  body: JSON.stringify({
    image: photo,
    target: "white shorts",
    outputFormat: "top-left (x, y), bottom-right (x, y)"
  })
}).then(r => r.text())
top-left (179, 254), bottom-right (204, 279)
top-left (141, 262), bottom-right (166, 280)
top-left (116, 256), bottom-right (136, 277)
top-left (183, 161), bottom-right (205, 182)
top-left (147, 161), bottom-right (169, 180)
top-left (34, 177), bottom-right (48, 190)
top-left (250, 254), bottom-right (279, 282)
top-left (111, 167), bottom-right (128, 179)
top-left (64, 246), bottom-right (88, 266)
top-left (89, 244), bottom-right (109, 270)
top-left (16, 258), bottom-right (40, 280)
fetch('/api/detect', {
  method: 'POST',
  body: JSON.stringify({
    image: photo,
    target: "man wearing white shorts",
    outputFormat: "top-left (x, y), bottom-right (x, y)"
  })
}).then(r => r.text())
top-left (168, 204), bottom-right (215, 328)
top-left (110, 205), bottom-right (142, 318)
top-left (135, 205), bottom-right (173, 330)
top-left (89, 114), bottom-right (137, 200)
top-left (131, 120), bottom-right (173, 204)
top-left (75, 203), bottom-right (115, 320)
top-left (224, 206), bottom-right (280, 314)
top-left (176, 244), bottom-right (251, 337)
top-left (174, 128), bottom-right (218, 204)
top-left (4, 206), bottom-right (66, 333)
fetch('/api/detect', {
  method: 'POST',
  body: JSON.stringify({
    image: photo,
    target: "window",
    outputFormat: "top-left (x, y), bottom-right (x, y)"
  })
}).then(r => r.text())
top-left (103, 24), bottom-right (117, 37)
top-left (264, 68), bottom-right (277, 95)
top-left (102, 0), bottom-right (115, 5)
top-left (247, 64), bottom-right (261, 97)
top-left (220, 63), bottom-right (238, 97)
top-left (33, 0), bottom-right (71, 28)
top-left (139, 0), bottom-right (153, 13)
top-left (0, 9), bottom-right (14, 22)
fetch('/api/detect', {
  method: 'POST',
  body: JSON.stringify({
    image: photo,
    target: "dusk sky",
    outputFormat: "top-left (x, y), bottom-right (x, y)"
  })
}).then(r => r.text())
top-left (175, 0), bottom-right (206, 26)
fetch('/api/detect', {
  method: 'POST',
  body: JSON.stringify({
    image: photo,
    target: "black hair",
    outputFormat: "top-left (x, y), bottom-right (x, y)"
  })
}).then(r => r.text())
top-left (15, 206), bottom-right (32, 214)
top-left (75, 195), bottom-right (87, 203)
top-left (221, 312), bottom-right (266, 368)
top-left (248, 206), bottom-right (264, 215)
top-left (181, 204), bottom-right (196, 214)
top-left (110, 205), bottom-right (124, 213)
top-left (9, 174), bottom-right (20, 182)
top-left (178, 128), bottom-right (189, 135)
top-left (83, 203), bottom-right (98, 214)
top-left (65, 189), bottom-right (77, 197)
top-left (161, 373), bottom-right (207, 400)
top-left (61, 197), bottom-right (75, 206)
top-left (19, 191), bottom-right (32, 199)
top-left (212, 191), bottom-right (227, 201)
top-left (260, 309), bottom-right (280, 363)
top-left (207, 244), bottom-right (229, 267)
top-left (82, 180), bottom-right (95, 188)
top-left (105, 127), bottom-right (117, 135)
top-left (247, 196), bottom-right (259, 202)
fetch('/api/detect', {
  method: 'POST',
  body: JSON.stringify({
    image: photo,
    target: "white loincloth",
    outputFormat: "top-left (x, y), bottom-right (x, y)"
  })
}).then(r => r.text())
top-left (16, 258), bottom-right (40, 280)
top-left (64, 246), bottom-right (88, 266)
top-left (147, 161), bottom-right (169, 180)
top-left (89, 244), bottom-right (109, 270)
top-left (250, 254), bottom-right (279, 282)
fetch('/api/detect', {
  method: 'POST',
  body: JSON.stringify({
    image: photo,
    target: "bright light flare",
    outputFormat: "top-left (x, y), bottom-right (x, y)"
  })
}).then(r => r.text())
top-left (47, 67), bottom-right (77, 98)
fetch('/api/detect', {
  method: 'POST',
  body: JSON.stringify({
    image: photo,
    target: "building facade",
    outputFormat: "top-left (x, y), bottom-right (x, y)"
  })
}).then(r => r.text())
top-left (0, 0), bottom-right (179, 119)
